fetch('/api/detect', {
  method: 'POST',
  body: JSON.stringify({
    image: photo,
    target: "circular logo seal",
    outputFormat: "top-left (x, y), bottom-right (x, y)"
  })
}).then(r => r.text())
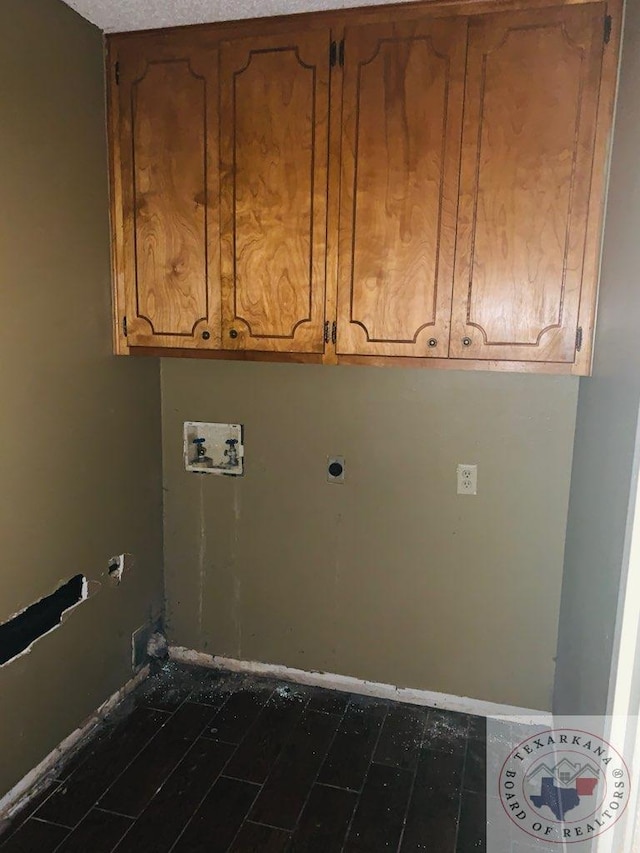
top-left (499, 728), bottom-right (630, 844)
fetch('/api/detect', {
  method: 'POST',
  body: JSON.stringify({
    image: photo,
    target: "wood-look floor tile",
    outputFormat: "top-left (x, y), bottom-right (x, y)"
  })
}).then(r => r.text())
top-left (224, 687), bottom-right (309, 784)
top-left (228, 821), bottom-right (290, 852)
top-left (455, 790), bottom-right (486, 852)
top-left (306, 687), bottom-right (350, 716)
top-left (422, 710), bottom-right (469, 755)
top-left (373, 704), bottom-right (428, 771)
top-left (290, 784), bottom-right (357, 853)
top-left (463, 737), bottom-right (486, 795)
top-left (137, 665), bottom-right (199, 712)
top-left (204, 684), bottom-right (274, 744)
top-left (4, 667), bottom-right (485, 853)
top-left (400, 748), bottom-right (464, 852)
top-left (0, 818), bottom-right (69, 852)
top-left (139, 664), bottom-right (244, 711)
top-left (113, 739), bottom-right (234, 853)
top-left (250, 709), bottom-right (340, 829)
top-left (318, 697), bottom-right (388, 791)
top-left (186, 670), bottom-right (245, 706)
top-left (171, 776), bottom-right (259, 853)
top-left (54, 808), bottom-right (132, 852)
top-left (35, 707), bottom-right (169, 828)
top-left (99, 702), bottom-right (216, 817)
top-left (344, 763), bottom-right (413, 852)
top-left (467, 716), bottom-right (487, 742)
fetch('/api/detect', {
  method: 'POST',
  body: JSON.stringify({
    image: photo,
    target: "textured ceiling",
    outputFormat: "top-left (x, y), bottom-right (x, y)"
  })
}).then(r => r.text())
top-left (62, 0), bottom-right (415, 33)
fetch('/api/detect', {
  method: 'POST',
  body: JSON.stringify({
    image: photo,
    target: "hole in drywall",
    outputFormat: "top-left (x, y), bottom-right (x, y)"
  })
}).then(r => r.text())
top-left (0, 575), bottom-right (87, 666)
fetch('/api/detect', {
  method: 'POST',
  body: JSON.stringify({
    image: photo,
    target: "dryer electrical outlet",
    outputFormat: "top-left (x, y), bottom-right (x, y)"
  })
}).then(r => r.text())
top-left (184, 422), bottom-right (244, 476)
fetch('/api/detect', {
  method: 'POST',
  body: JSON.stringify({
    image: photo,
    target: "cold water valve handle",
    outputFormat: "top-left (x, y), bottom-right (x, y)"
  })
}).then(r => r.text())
top-left (224, 438), bottom-right (239, 467)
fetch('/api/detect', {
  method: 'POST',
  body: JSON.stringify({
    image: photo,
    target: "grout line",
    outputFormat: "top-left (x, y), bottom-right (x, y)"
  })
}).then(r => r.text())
top-left (166, 686), bottom-right (277, 853)
top-left (223, 686), bottom-right (319, 846)
top-left (89, 704), bottom-right (183, 816)
top-left (288, 695), bottom-right (352, 843)
top-left (453, 729), bottom-right (472, 853)
top-left (340, 699), bottom-right (391, 852)
top-left (109, 729), bottom-right (237, 853)
top-left (313, 780), bottom-right (360, 793)
top-left (108, 699), bottom-right (236, 830)
top-left (93, 806), bottom-right (135, 820)
top-left (218, 774), bottom-right (261, 786)
top-left (27, 816), bottom-right (73, 828)
top-left (244, 818), bottom-right (292, 834)
top-left (395, 710), bottom-right (430, 852)
top-left (223, 780), bottom-right (265, 852)
top-left (138, 705), bottom-right (175, 715)
top-left (197, 735), bottom-right (241, 747)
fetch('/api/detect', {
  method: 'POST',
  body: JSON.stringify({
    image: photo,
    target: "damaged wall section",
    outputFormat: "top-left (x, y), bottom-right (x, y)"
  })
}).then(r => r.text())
top-left (0, 575), bottom-right (87, 666)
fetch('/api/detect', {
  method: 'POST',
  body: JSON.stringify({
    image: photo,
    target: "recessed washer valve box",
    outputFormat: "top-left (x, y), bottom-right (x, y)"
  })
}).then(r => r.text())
top-left (184, 422), bottom-right (244, 476)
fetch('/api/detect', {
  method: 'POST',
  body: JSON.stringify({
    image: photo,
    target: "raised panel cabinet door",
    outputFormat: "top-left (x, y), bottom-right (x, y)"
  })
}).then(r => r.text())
top-left (219, 30), bottom-right (331, 353)
top-left (116, 40), bottom-right (220, 348)
top-left (335, 17), bottom-right (467, 358)
top-left (450, 4), bottom-right (606, 364)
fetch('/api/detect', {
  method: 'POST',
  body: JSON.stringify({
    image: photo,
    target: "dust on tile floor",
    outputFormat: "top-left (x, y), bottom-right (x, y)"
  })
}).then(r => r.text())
top-left (0, 662), bottom-right (486, 852)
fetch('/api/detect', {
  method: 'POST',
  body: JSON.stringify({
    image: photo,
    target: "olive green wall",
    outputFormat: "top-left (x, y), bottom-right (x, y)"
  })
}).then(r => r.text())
top-left (0, 0), bottom-right (163, 799)
top-left (162, 360), bottom-right (578, 710)
top-left (554, 0), bottom-right (640, 716)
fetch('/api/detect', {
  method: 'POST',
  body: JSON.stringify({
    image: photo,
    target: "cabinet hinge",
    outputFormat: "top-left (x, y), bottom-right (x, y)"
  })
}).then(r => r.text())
top-left (331, 321), bottom-right (337, 345)
top-left (604, 15), bottom-right (612, 44)
top-left (330, 41), bottom-right (337, 67)
top-left (122, 315), bottom-right (128, 338)
top-left (339, 39), bottom-right (345, 67)
top-left (324, 320), bottom-right (329, 344)
top-left (576, 325), bottom-right (583, 352)
top-left (115, 60), bottom-right (120, 85)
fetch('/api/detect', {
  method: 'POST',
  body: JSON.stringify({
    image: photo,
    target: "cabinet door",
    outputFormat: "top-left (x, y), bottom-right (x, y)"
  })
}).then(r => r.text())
top-left (219, 30), bottom-right (331, 353)
top-left (449, 4), bottom-right (606, 364)
top-left (335, 18), bottom-right (467, 358)
top-left (114, 39), bottom-right (220, 349)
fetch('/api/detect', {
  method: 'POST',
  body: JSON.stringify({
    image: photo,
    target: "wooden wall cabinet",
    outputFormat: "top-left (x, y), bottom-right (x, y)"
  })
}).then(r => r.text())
top-left (107, 0), bottom-right (620, 374)
top-left (219, 30), bottom-right (331, 354)
top-left (336, 17), bottom-right (466, 360)
top-left (111, 34), bottom-right (221, 350)
top-left (449, 3), bottom-right (609, 368)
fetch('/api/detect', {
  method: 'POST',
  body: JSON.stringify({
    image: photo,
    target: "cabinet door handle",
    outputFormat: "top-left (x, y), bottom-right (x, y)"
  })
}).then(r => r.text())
top-left (229, 329), bottom-right (238, 339)
top-left (462, 337), bottom-right (472, 347)
top-left (428, 338), bottom-right (437, 348)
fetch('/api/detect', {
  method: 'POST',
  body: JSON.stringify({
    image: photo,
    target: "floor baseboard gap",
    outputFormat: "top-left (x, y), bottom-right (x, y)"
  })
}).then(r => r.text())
top-left (0, 665), bottom-right (150, 823)
top-left (168, 646), bottom-right (548, 722)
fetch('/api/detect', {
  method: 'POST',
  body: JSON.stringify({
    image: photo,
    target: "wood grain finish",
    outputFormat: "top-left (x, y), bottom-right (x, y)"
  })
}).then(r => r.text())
top-left (220, 31), bottom-right (330, 353)
top-left (450, 3), bottom-right (606, 363)
top-left (116, 38), bottom-right (220, 348)
top-left (336, 18), bottom-right (466, 358)
top-left (107, 0), bottom-right (621, 374)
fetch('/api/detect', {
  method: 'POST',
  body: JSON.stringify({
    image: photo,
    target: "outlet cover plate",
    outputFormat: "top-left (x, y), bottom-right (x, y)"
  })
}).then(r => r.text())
top-left (457, 463), bottom-right (477, 495)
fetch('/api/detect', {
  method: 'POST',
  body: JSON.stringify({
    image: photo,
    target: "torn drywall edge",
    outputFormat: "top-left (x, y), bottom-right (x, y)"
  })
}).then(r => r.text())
top-left (0, 575), bottom-right (89, 668)
top-left (169, 646), bottom-right (550, 724)
top-left (0, 664), bottom-right (150, 822)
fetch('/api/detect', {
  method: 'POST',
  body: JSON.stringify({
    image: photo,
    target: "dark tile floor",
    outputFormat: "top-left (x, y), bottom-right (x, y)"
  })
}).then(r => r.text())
top-left (0, 663), bottom-right (486, 852)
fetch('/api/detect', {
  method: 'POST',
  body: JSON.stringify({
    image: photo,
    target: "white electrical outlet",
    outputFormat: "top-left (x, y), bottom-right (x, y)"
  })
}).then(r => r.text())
top-left (457, 464), bottom-right (477, 495)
